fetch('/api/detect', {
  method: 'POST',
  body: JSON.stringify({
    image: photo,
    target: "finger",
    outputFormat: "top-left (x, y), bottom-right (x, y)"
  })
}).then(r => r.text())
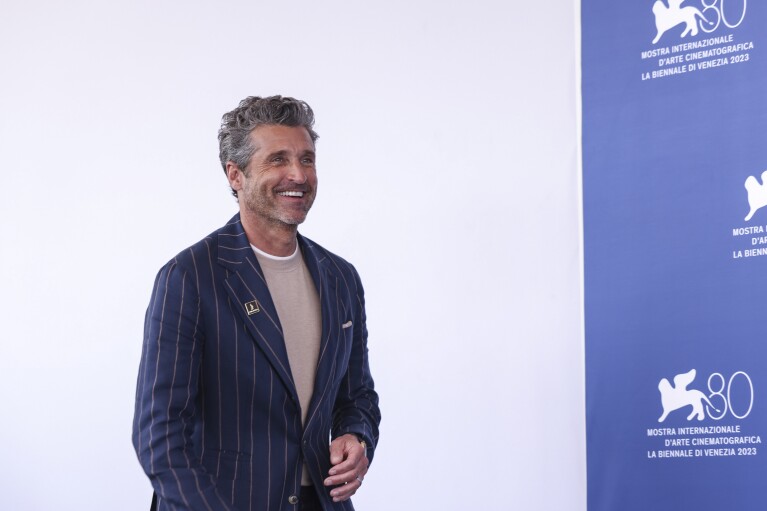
top-left (326, 453), bottom-right (368, 485)
top-left (329, 479), bottom-right (362, 502)
top-left (328, 438), bottom-right (347, 465)
top-left (328, 453), bottom-right (365, 477)
top-left (324, 463), bottom-right (367, 488)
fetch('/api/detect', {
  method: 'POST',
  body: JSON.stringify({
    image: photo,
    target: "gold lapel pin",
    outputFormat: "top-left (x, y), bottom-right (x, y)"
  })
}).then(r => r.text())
top-left (244, 300), bottom-right (260, 315)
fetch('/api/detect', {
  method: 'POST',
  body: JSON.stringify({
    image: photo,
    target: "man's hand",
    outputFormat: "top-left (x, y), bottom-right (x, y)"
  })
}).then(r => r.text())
top-left (324, 434), bottom-right (369, 502)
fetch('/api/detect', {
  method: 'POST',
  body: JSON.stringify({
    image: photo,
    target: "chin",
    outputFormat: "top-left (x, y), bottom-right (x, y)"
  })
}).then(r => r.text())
top-left (278, 215), bottom-right (308, 226)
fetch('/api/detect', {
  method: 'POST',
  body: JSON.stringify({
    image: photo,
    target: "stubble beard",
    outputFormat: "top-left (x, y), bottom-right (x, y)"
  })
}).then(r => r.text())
top-left (243, 185), bottom-right (315, 229)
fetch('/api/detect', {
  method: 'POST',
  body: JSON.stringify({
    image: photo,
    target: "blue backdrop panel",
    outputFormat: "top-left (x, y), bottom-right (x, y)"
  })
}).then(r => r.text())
top-left (583, 1), bottom-right (767, 510)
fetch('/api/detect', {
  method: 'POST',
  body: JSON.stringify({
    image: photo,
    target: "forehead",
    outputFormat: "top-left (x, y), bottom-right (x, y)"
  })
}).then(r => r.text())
top-left (249, 124), bottom-right (315, 153)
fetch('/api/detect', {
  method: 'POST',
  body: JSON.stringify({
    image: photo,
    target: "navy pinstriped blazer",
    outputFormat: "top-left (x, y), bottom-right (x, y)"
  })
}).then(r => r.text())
top-left (132, 214), bottom-right (380, 511)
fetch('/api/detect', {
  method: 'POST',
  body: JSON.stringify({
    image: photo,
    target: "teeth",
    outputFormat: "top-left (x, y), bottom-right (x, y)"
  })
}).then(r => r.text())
top-left (278, 191), bottom-right (304, 197)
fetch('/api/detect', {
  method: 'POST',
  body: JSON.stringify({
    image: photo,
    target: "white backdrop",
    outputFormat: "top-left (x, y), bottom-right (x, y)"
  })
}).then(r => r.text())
top-left (0, 1), bottom-right (584, 509)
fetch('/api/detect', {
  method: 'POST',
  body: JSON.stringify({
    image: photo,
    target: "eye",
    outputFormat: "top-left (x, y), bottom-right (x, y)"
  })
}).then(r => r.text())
top-left (301, 157), bottom-right (315, 165)
top-left (271, 156), bottom-right (284, 164)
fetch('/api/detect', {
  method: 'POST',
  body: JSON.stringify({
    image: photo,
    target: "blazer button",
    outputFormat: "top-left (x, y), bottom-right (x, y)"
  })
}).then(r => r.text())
top-left (288, 495), bottom-right (299, 505)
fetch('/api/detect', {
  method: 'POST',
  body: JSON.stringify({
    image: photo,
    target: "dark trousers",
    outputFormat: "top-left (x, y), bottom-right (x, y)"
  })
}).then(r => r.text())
top-left (300, 485), bottom-right (324, 511)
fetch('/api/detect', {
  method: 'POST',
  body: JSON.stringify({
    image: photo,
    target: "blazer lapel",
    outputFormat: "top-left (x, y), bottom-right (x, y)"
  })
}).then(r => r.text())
top-left (299, 235), bottom-right (344, 429)
top-left (218, 215), bottom-right (299, 405)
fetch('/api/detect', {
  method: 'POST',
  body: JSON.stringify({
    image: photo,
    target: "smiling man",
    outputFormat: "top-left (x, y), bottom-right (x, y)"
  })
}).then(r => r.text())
top-left (133, 96), bottom-right (381, 511)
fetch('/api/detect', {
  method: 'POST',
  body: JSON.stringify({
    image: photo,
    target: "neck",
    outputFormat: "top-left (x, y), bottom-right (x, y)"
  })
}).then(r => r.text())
top-left (240, 210), bottom-right (299, 257)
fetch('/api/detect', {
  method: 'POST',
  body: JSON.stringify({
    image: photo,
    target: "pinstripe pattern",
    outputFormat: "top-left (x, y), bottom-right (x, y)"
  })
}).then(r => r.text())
top-left (133, 214), bottom-right (380, 511)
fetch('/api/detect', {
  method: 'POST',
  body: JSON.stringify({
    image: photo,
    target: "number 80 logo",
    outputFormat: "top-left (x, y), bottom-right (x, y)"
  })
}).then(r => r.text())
top-left (706, 371), bottom-right (754, 420)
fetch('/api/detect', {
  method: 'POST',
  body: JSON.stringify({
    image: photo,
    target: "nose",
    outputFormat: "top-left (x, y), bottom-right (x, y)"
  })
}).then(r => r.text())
top-left (287, 160), bottom-right (307, 184)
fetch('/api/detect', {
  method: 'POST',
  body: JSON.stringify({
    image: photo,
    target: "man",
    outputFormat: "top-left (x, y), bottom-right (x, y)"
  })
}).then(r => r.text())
top-left (133, 95), bottom-right (381, 511)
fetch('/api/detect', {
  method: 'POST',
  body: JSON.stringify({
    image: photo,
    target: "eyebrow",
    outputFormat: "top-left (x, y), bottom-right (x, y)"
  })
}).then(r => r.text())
top-left (263, 149), bottom-right (316, 159)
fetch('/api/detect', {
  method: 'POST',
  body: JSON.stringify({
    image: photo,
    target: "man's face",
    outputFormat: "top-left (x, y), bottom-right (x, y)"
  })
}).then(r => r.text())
top-left (232, 124), bottom-right (317, 228)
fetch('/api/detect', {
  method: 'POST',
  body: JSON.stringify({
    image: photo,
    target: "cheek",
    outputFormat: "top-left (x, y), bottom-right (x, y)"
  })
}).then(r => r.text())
top-left (248, 177), bottom-right (270, 193)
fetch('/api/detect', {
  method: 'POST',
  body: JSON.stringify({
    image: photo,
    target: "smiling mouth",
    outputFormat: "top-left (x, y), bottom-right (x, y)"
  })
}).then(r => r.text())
top-left (277, 191), bottom-right (305, 198)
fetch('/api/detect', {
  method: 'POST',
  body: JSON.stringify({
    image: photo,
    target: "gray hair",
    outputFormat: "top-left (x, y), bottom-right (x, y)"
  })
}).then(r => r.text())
top-left (218, 95), bottom-right (319, 197)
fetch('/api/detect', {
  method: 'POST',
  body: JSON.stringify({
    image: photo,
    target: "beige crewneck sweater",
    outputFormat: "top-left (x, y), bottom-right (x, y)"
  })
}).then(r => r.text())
top-left (253, 244), bottom-right (321, 486)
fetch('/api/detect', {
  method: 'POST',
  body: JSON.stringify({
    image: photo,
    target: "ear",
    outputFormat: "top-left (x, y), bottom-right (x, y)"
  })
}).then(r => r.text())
top-left (226, 161), bottom-right (244, 192)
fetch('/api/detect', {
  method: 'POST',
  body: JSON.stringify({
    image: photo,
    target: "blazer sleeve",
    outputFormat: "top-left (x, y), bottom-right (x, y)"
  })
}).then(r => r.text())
top-left (331, 265), bottom-right (381, 462)
top-left (132, 260), bottom-right (235, 511)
